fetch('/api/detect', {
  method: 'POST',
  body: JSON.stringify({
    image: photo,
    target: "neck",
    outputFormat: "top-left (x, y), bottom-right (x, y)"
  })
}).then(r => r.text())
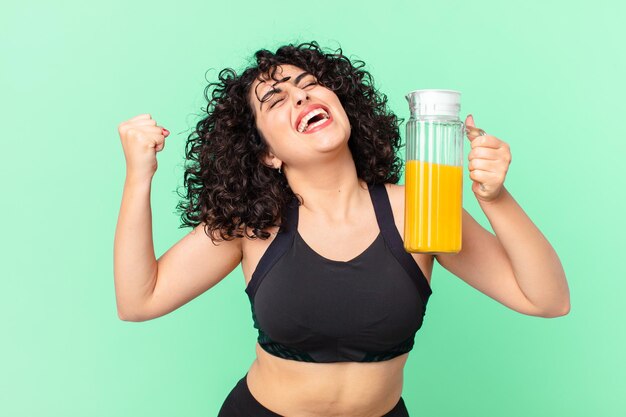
top-left (285, 149), bottom-right (368, 220)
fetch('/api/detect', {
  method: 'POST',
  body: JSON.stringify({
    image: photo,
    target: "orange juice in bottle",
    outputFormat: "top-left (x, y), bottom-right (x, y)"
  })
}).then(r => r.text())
top-left (404, 90), bottom-right (464, 253)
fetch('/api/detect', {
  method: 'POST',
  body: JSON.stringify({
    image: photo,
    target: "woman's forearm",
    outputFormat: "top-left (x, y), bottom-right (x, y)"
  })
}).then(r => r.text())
top-left (478, 186), bottom-right (570, 316)
top-left (113, 175), bottom-right (158, 321)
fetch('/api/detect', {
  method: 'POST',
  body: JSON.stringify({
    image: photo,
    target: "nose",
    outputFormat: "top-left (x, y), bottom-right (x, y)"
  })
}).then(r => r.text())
top-left (291, 85), bottom-right (309, 106)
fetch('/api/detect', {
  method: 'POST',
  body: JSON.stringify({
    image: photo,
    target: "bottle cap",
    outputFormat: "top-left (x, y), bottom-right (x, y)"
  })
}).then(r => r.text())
top-left (405, 89), bottom-right (461, 117)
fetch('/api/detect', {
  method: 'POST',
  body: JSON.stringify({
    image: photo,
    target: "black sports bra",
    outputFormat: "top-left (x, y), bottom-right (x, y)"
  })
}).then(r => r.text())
top-left (244, 183), bottom-right (432, 363)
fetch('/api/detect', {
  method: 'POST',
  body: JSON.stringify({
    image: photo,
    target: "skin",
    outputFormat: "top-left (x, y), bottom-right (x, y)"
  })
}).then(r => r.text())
top-left (125, 64), bottom-right (569, 416)
top-left (242, 64), bottom-right (569, 416)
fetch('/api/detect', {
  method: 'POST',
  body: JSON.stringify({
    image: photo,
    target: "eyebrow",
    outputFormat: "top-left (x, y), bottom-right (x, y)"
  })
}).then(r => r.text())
top-left (259, 71), bottom-right (312, 111)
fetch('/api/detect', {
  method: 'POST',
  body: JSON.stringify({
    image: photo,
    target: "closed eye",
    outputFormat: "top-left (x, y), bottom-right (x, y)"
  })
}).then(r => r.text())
top-left (270, 97), bottom-right (283, 108)
top-left (269, 81), bottom-right (318, 109)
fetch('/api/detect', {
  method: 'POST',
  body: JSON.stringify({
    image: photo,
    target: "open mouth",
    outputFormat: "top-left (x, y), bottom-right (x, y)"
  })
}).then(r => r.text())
top-left (297, 107), bottom-right (332, 133)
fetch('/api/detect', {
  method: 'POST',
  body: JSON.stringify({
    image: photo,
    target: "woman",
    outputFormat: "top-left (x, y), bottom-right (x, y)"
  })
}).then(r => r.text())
top-left (114, 41), bottom-right (570, 416)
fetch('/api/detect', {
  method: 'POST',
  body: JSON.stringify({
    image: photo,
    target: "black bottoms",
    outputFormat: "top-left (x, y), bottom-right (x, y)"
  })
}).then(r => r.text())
top-left (217, 373), bottom-right (410, 416)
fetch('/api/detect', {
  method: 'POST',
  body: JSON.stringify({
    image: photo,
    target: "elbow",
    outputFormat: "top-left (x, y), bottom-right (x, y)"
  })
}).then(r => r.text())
top-left (539, 301), bottom-right (571, 318)
top-left (117, 307), bottom-right (148, 322)
top-left (117, 309), bottom-right (134, 322)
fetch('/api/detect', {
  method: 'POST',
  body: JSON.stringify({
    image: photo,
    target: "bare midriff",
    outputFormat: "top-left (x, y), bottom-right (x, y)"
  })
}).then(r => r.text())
top-left (245, 343), bottom-right (408, 417)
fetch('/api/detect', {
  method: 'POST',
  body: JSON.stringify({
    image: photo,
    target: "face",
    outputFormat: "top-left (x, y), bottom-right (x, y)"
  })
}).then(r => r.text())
top-left (248, 64), bottom-right (351, 171)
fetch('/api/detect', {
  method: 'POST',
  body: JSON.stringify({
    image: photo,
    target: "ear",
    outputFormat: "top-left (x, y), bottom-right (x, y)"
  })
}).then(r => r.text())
top-left (262, 150), bottom-right (282, 170)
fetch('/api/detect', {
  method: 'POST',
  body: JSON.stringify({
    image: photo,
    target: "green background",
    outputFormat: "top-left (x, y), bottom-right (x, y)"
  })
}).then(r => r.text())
top-left (2, 0), bottom-right (624, 416)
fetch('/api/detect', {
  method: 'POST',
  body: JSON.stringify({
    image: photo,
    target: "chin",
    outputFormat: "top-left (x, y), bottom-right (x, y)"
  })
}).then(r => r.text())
top-left (313, 133), bottom-right (351, 154)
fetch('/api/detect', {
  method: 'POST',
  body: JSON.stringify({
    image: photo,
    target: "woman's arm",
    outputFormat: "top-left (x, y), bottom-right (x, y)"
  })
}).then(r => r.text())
top-left (479, 186), bottom-right (569, 314)
top-left (436, 190), bottom-right (569, 318)
top-left (435, 115), bottom-right (569, 318)
top-left (113, 175), bottom-right (159, 321)
top-left (114, 115), bottom-right (243, 322)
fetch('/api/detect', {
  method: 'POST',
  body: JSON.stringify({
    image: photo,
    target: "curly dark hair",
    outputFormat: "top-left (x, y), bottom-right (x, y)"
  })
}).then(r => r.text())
top-left (176, 41), bottom-right (404, 242)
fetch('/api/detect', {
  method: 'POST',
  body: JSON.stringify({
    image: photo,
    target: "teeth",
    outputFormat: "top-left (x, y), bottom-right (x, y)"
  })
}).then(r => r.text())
top-left (306, 117), bottom-right (329, 131)
top-left (297, 108), bottom-right (329, 133)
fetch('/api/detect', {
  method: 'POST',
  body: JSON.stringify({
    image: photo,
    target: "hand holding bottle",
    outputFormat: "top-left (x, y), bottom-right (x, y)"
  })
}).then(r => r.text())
top-left (117, 113), bottom-right (170, 181)
top-left (465, 114), bottom-right (512, 203)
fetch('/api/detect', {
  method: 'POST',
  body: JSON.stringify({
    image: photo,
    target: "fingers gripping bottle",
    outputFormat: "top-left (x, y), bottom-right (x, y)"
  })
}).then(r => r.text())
top-left (404, 90), bottom-right (464, 253)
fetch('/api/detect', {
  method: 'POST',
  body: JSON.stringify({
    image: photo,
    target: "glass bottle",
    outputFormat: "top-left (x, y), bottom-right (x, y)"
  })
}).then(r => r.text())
top-left (404, 89), bottom-right (464, 253)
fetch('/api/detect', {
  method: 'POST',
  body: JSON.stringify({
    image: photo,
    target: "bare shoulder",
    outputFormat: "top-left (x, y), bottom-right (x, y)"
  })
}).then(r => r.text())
top-left (383, 183), bottom-right (405, 219)
top-left (384, 182), bottom-right (404, 199)
top-left (240, 225), bottom-right (280, 251)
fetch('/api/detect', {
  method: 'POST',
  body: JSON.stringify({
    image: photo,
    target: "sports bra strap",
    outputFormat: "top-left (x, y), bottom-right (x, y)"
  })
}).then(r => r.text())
top-left (368, 183), bottom-right (432, 308)
top-left (244, 197), bottom-right (299, 300)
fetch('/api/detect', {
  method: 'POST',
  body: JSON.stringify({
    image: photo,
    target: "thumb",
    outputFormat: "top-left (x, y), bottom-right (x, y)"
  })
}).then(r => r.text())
top-left (465, 114), bottom-right (484, 142)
